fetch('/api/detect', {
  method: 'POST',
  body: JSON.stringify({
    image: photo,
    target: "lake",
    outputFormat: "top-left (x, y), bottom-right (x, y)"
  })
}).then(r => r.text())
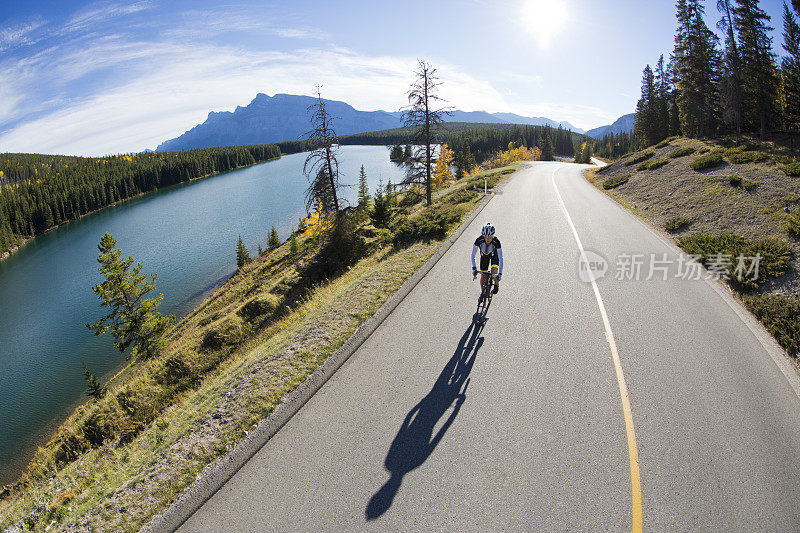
top-left (0, 145), bottom-right (408, 484)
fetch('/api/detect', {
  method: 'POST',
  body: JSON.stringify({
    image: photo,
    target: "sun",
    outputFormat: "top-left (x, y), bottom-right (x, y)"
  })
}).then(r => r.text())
top-left (521, 0), bottom-right (568, 48)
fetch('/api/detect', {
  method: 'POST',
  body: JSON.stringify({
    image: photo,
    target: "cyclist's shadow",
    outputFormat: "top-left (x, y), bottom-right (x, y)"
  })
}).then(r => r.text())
top-left (365, 320), bottom-right (485, 520)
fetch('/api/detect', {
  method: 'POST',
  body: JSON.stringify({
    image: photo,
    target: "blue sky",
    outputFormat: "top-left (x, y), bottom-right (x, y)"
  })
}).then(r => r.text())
top-left (0, 0), bottom-right (789, 156)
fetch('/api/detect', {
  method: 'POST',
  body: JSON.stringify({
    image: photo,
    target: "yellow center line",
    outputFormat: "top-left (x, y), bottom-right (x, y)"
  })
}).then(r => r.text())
top-left (551, 166), bottom-right (643, 532)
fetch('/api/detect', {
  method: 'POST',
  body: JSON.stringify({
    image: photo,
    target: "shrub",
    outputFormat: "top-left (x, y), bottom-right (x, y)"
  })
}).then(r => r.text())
top-left (302, 213), bottom-right (367, 283)
top-left (669, 146), bottom-right (696, 158)
top-left (443, 187), bottom-right (479, 206)
top-left (157, 355), bottom-right (194, 387)
top-left (200, 317), bottom-right (247, 351)
top-left (665, 216), bottom-right (692, 232)
top-left (637, 158), bottom-right (669, 171)
top-left (690, 152), bottom-right (724, 171)
top-left (785, 211), bottom-right (800, 238)
top-left (781, 160), bottom-right (800, 177)
top-left (238, 295), bottom-right (278, 322)
top-left (624, 150), bottom-right (655, 166)
top-left (725, 149), bottom-right (768, 164)
top-left (392, 204), bottom-right (463, 248)
top-left (726, 175), bottom-right (758, 191)
top-left (81, 408), bottom-right (118, 447)
top-left (677, 232), bottom-right (792, 290)
top-left (743, 294), bottom-right (800, 357)
top-left (603, 174), bottom-right (630, 189)
top-left (655, 139), bottom-right (672, 149)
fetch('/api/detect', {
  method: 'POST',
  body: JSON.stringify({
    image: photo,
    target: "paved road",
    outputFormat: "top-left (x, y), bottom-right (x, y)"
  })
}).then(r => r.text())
top-left (177, 162), bottom-right (800, 531)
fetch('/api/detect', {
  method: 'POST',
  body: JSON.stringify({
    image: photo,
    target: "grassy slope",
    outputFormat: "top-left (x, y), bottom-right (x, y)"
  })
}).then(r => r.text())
top-left (0, 164), bottom-right (519, 532)
top-left (587, 136), bottom-right (800, 354)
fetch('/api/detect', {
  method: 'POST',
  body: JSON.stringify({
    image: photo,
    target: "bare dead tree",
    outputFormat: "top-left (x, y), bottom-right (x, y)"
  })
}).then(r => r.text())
top-left (401, 60), bottom-right (452, 206)
top-left (303, 86), bottom-right (340, 214)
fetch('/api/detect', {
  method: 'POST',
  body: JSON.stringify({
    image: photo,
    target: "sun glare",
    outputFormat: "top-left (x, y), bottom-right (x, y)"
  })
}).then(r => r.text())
top-left (522, 0), bottom-right (568, 48)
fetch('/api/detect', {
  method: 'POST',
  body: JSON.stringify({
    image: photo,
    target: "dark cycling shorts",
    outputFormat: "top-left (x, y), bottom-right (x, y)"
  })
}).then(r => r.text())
top-left (479, 254), bottom-right (499, 272)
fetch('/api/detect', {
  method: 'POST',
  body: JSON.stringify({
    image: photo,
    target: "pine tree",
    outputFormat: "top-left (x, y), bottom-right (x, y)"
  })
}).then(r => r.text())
top-left (717, 0), bottom-right (744, 134)
top-left (268, 226), bottom-right (280, 250)
top-left (82, 363), bottom-right (106, 399)
top-left (672, 0), bottom-right (722, 138)
top-left (370, 181), bottom-right (391, 228)
top-left (389, 144), bottom-right (404, 162)
top-left (453, 147), bottom-right (476, 178)
top-left (635, 64), bottom-right (660, 146)
top-left (85, 232), bottom-right (174, 362)
top-left (782, 1), bottom-right (800, 131)
top-left (386, 178), bottom-right (397, 207)
top-left (357, 165), bottom-right (370, 208)
top-left (236, 234), bottom-right (251, 268)
top-left (290, 231), bottom-right (299, 254)
top-left (734, 0), bottom-right (780, 136)
top-left (537, 129), bottom-right (554, 160)
top-left (654, 55), bottom-right (672, 141)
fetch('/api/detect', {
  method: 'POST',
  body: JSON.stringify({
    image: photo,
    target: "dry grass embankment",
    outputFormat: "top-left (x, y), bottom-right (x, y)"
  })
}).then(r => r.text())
top-left (587, 136), bottom-right (800, 358)
top-left (0, 164), bottom-right (519, 532)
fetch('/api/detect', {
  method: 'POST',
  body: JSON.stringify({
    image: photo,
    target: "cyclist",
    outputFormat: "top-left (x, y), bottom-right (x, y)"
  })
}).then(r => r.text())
top-left (471, 223), bottom-right (503, 301)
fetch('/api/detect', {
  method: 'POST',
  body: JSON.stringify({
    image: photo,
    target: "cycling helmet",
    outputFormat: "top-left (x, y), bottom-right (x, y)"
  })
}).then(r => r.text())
top-left (481, 223), bottom-right (495, 238)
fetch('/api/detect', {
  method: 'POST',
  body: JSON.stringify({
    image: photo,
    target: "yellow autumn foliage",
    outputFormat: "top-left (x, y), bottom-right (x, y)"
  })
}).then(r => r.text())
top-left (300, 200), bottom-right (333, 237)
top-left (433, 143), bottom-right (455, 189)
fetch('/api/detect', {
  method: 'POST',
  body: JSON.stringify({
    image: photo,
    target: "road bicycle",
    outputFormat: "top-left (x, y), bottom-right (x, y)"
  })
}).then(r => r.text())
top-left (473, 270), bottom-right (497, 322)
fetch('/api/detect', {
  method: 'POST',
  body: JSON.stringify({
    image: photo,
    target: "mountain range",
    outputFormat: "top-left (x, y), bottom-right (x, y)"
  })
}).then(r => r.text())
top-left (155, 93), bottom-right (591, 152)
top-left (585, 113), bottom-right (636, 139)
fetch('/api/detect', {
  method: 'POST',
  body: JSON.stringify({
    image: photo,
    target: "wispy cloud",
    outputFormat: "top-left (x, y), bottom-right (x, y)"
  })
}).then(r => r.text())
top-left (2, 2), bottom-right (608, 155)
top-left (58, 1), bottom-right (153, 36)
top-left (162, 9), bottom-right (329, 41)
top-left (0, 0), bottom-right (518, 159)
top-left (0, 17), bottom-right (47, 51)
top-left (273, 28), bottom-right (328, 40)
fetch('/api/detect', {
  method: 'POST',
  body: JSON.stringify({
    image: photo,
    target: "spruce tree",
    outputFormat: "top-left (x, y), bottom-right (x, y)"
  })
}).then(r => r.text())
top-left (357, 165), bottom-right (370, 208)
top-left (82, 363), bottom-right (106, 399)
top-left (654, 55), bottom-right (672, 141)
top-left (86, 232), bottom-right (174, 362)
top-left (454, 147), bottom-right (477, 178)
top-left (268, 226), bottom-right (280, 250)
top-left (782, 1), bottom-right (800, 131)
top-left (734, 0), bottom-right (780, 136)
top-left (537, 129), bottom-right (554, 160)
top-left (236, 234), bottom-right (251, 268)
top-left (290, 231), bottom-right (299, 254)
top-left (390, 144), bottom-right (404, 162)
top-left (718, 0), bottom-right (744, 134)
top-left (635, 65), bottom-right (660, 146)
top-left (370, 181), bottom-right (391, 228)
top-left (672, 0), bottom-right (721, 138)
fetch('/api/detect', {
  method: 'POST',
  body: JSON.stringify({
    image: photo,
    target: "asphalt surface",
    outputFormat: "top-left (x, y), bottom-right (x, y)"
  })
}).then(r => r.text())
top-left (176, 162), bottom-right (800, 531)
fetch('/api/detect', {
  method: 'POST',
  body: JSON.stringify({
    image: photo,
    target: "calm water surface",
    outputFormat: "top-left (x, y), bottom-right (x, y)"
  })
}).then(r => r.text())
top-left (0, 145), bottom-right (406, 484)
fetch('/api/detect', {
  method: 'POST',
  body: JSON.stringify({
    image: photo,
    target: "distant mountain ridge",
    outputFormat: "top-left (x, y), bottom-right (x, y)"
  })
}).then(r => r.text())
top-left (155, 93), bottom-right (586, 152)
top-left (585, 113), bottom-right (635, 139)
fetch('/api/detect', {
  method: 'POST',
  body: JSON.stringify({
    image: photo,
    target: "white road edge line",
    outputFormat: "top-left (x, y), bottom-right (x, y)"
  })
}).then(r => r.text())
top-left (551, 164), bottom-right (643, 532)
